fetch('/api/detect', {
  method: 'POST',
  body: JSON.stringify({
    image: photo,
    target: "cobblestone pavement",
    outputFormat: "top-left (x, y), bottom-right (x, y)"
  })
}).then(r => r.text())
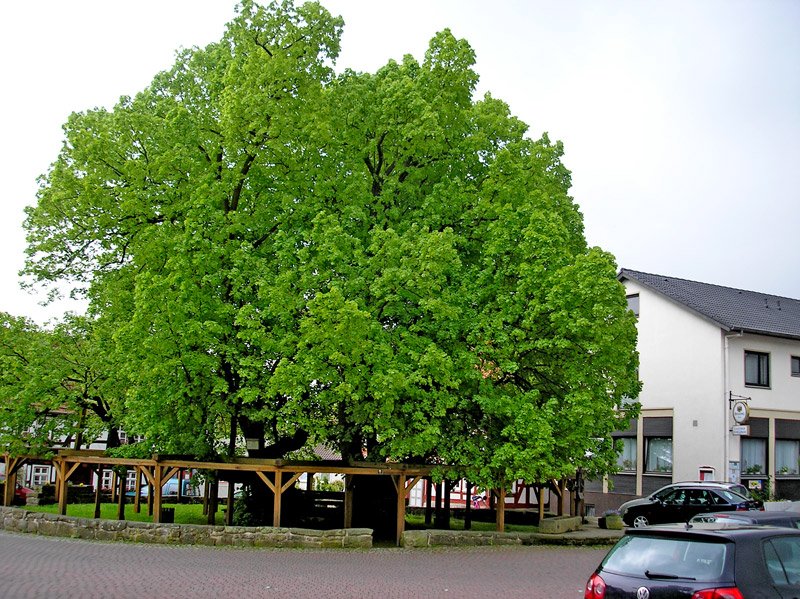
top-left (0, 531), bottom-right (609, 598)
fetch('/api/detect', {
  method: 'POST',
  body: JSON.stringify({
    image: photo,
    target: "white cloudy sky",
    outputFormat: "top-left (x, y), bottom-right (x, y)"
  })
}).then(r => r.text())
top-left (1, 0), bottom-right (798, 323)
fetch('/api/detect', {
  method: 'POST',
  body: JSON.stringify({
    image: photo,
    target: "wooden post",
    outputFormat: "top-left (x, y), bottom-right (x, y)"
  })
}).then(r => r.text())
top-left (134, 467), bottom-right (142, 514)
top-left (495, 488), bottom-right (506, 533)
top-left (392, 475), bottom-right (420, 547)
top-left (424, 477), bottom-right (433, 525)
top-left (343, 474), bottom-right (353, 529)
top-left (177, 468), bottom-right (184, 504)
top-left (272, 471), bottom-right (283, 527)
top-left (153, 466), bottom-right (163, 524)
top-left (111, 470), bottom-right (118, 504)
top-left (395, 474), bottom-right (406, 547)
top-left (57, 461), bottom-right (69, 515)
top-left (202, 475), bottom-right (210, 516)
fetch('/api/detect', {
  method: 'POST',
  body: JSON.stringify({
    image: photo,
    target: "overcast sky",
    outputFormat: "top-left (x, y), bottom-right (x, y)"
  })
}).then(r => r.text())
top-left (1, 0), bottom-right (798, 323)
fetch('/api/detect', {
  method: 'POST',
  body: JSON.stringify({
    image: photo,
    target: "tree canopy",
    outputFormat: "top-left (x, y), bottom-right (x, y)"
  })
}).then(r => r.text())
top-left (21, 0), bottom-right (640, 489)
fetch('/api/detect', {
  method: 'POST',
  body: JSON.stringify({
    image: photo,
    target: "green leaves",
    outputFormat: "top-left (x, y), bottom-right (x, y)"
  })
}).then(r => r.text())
top-left (19, 0), bottom-right (639, 486)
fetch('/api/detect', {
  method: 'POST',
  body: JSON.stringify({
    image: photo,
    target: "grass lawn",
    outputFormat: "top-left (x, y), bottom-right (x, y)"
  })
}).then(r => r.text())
top-left (405, 513), bottom-right (538, 533)
top-left (24, 502), bottom-right (215, 525)
top-left (22, 505), bottom-right (538, 532)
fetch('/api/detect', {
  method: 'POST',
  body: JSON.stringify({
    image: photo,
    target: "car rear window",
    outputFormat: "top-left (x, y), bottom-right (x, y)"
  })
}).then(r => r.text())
top-left (602, 536), bottom-right (730, 582)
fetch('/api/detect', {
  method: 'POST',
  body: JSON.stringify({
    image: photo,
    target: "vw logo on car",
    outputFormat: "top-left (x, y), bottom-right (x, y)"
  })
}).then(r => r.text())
top-left (636, 587), bottom-right (650, 599)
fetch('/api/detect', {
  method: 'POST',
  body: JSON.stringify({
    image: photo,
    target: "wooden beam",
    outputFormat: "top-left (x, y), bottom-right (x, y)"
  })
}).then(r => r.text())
top-left (255, 471), bottom-right (276, 494)
top-left (162, 466), bottom-right (180, 486)
top-left (280, 472), bottom-right (304, 494)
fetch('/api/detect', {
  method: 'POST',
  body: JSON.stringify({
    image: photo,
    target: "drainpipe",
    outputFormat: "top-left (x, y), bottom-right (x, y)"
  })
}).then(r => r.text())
top-left (724, 331), bottom-right (744, 483)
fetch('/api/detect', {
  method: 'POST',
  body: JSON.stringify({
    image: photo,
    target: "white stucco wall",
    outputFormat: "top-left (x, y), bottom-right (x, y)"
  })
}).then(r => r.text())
top-left (727, 333), bottom-right (800, 411)
top-left (624, 279), bottom-right (728, 481)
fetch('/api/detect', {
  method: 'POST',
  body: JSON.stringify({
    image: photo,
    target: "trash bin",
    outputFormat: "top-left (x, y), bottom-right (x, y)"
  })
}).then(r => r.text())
top-left (161, 507), bottom-right (175, 523)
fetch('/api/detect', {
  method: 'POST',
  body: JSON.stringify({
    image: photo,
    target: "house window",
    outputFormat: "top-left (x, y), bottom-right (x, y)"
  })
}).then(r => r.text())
top-left (32, 465), bottom-right (50, 487)
top-left (626, 294), bottom-right (640, 317)
top-left (776, 440), bottom-right (800, 475)
top-left (645, 437), bottom-right (672, 473)
top-left (792, 356), bottom-right (800, 377)
top-left (742, 438), bottom-right (767, 474)
top-left (616, 438), bottom-right (637, 471)
top-left (745, 351), bottom-right (770, 387)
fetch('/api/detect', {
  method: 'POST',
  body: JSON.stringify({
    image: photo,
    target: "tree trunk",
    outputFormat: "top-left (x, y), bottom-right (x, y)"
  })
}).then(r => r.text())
top-left (93, 468), bottom-right (102, 519)
top-left (116, 471), bottom-right (126, 521)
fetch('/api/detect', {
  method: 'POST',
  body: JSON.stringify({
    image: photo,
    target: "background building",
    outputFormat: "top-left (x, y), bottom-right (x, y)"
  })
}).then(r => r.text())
top-left (586, 269), bottom-right (800, 513)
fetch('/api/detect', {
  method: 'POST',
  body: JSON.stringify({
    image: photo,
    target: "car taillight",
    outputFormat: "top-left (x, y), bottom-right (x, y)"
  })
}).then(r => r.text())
top-left (691, 587), bottom-right (744, 599)
top-left (584, 573), bottom-right (606, 599)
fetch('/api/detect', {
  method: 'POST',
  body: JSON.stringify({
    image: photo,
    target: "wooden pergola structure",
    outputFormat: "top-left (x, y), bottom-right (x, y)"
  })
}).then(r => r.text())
top-left (1, 450), bottom-right (574, 545)
top-left (3, 450), bottom-right (455, 545)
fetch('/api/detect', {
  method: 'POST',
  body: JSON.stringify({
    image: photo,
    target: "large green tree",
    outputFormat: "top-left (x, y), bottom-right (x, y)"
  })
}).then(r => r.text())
top-left (23, 0), bottom-right (640, 487)
top-left (0, 313), bottom-right (125, 454)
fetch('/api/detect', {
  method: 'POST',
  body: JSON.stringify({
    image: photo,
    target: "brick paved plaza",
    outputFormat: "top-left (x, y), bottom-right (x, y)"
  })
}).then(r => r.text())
top-left (0, 530), bottom-right (607, 598)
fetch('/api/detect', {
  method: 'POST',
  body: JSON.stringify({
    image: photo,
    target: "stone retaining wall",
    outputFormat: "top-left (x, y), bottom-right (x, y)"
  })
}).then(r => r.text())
top-left (402, 529), bottom-right (539, 547)
top-left (0, 507), bottom-right (372, 549)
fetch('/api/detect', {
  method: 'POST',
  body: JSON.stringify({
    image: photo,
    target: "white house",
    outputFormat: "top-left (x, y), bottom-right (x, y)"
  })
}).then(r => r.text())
top-left (585, 269), bottom-right (800, 513)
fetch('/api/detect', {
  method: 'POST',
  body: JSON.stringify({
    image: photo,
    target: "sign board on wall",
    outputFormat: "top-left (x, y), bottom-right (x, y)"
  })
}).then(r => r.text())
top-left (728, 461), bottom-right (740, 484)
top-left (732, 425), bottom-right (750, 436)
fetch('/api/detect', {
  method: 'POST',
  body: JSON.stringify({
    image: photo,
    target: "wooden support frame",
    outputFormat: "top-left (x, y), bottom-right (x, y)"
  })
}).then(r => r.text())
top-left (11, 450), bottom-right (436, 536)
top-left (54, 460), bottom-right (81, 515)
top-left (255, 470), bottom-right (304, 527)
top-left (392, 474), bottom-right (422, 546)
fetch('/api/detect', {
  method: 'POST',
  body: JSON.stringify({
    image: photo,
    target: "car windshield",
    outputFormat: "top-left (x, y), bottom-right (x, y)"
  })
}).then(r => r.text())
top-left (602, 536), bottom-right (730, 582)
top-left (714, 489), bottom-right (748, 504)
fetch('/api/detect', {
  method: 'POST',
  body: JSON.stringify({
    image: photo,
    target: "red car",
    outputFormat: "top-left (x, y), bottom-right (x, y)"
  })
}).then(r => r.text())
top-left (2, 480), bottom-right (34, 504)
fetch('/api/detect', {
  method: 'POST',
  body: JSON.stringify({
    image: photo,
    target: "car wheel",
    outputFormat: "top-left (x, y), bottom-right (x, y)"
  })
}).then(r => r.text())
top-left (633, 515), bottom-right (649, 528)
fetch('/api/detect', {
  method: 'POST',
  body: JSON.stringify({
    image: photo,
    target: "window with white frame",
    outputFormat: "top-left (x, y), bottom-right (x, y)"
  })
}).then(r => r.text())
top-left (745, 351), bottom-right (770, 387)
top-left (101, 470), bottom-right (113, 491)
top-left (32, 465), bottom-right (51, 487)
top-left (742, 438), bottom-right (767, 474)
top-left (616, 438), bottom-right (637, 471)
top-left (776, 440), bottom-right (800, 475)
top-left (645, 437), bottom-right (672, 473)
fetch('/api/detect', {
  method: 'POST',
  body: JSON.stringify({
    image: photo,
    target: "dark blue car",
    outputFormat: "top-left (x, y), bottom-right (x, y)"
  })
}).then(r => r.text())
top-left (586, 524), bottom-right (800, 598)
